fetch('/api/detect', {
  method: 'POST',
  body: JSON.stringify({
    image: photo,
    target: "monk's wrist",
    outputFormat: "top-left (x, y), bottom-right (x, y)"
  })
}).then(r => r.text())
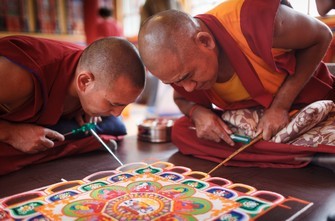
top-left (187, 104), bottom-right (200, 119)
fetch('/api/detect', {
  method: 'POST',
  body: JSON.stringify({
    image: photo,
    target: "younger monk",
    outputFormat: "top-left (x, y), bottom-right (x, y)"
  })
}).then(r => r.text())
top-left (0, 36), bottom-right (145, 175)
top-left (138, 0), bottom-right (335, 168)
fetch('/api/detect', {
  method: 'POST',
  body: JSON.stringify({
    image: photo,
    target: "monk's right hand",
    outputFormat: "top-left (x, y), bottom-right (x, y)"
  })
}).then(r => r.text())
top-left (5, 123), bottom-right (65, 154)
top-left (190, 106), bottom-right (234, 146)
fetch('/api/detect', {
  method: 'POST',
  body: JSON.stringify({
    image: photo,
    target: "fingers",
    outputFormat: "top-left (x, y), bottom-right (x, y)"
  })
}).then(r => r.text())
top-left (195, 121), bottom-right (234, 145)
top-left (45, 129), bottom-right (65, 142)
top-left (41, 137), bottom-right (55, 149)
top-left (262, 128), bottom-right (272, 141)
top-left (29, 129), bottom-right (64, 153)
top-left (216, 121), bottom-right (234, 145)
top-left (12, 125), bottom-right (66, 154)
top-left (89, 116), bottom-right (102, 124)
top-left (217, 131), bottom-right (234, 146)
top-left (29, 130), bottom-right (63, 154)
top-left (257, 108), bottom-right (292, 140)
top-left (257, 122), bottom-right (279, 140)
top-left (75, 112), bottom-right (101, 126)
top-left (257, 121), bottom-right (271, 140)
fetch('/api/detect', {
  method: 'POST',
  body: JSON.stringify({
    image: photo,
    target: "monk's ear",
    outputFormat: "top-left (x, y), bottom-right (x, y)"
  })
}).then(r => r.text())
top-left (77, 72), bottom-right (95, 92)
top-left (194, 32), bottom-right (215, 49)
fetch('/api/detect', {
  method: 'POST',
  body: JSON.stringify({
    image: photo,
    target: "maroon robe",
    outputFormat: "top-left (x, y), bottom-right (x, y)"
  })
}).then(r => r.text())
top-left (171, 0), bottom-right (335, 168)
top-left (0, 36), bottom-right (113, 175)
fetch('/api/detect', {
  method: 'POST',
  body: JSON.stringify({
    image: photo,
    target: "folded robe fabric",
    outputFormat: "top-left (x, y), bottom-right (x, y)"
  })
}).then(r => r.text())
top-left (172, 115), bottom-right (335, 168)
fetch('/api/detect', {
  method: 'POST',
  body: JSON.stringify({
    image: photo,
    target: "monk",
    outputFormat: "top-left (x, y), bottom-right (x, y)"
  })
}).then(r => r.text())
top-left (96, 7), bottom-right (124, 39)
top-left (0, 35), bottom-right (145, 175)
top-left (138, 0), bottom-right (335, 168)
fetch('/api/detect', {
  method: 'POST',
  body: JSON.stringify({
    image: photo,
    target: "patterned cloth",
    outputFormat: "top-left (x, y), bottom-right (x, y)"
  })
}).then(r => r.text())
top-left (221, 100), bottom-right (335, 147)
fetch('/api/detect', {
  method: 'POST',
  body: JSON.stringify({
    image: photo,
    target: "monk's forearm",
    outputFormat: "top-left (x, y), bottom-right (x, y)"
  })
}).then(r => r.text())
top-left (272, 37), bottom-right (332, 111)
top-left (173, 90), bottom-right (207, 118)
top-left (271, 4), bottom-right (332, 111)
top-left (271, 68), bottom-right (311, 112)
top-left (173, 95), bottom-right (197, 117)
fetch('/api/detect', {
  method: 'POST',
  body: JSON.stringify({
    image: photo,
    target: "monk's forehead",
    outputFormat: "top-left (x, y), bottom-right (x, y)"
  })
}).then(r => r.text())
top-left (149, 47), bottom-right (181, 67)
top-left (150, 53), bottom-right (185, 82)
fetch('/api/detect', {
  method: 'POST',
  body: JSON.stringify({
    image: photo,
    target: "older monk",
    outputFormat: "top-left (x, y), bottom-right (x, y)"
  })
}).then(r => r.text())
top-left (138, 0), bottom-right (335, 169)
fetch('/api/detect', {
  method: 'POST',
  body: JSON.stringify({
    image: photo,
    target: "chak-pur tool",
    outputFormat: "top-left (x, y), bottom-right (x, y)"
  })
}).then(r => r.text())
top-left (63, 123), bottom-right (123, 166)
top-left (207, 109), bottom-right (299, 175)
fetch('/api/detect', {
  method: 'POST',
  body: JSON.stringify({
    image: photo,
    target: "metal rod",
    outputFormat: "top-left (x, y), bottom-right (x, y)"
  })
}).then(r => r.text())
top-left (89, 129), bottom-right (124, 166)
top-left (63, 131), bottom-right (74, 137)
top-left (208, 133), bottom-right (263, 175)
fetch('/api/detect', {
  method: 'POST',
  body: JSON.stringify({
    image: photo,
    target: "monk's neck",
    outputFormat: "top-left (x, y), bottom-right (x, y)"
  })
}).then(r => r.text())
top-left (216, 51), bottom-right (234, 83)
top-left (63, 95), bottom-right (81, 115)
top-left (63, 81), bottom-right (81, 115)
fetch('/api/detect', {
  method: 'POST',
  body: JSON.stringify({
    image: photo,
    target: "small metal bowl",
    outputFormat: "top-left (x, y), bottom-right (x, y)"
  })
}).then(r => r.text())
top-left (137, 118), bottom-right (175, 143)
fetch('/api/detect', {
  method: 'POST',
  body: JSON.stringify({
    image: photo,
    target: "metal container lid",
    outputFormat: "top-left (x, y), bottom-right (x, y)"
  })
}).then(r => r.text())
top-left (137, 118), bottom-right (175, 143)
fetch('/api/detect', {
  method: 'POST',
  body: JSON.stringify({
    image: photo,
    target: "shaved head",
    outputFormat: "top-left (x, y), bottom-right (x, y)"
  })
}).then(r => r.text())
top-left (76, 37), bottom-right (145, 117)
top-left (78, 37), bottom-right (145, 89)
top-left (138, 9), bottom-right (201, 73)
top-left (138, 9), bottom-right (220, 92)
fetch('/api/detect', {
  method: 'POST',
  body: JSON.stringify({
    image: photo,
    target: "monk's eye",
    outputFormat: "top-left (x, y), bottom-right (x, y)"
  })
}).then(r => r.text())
top-left (177, 73), bottom-right (190, 83)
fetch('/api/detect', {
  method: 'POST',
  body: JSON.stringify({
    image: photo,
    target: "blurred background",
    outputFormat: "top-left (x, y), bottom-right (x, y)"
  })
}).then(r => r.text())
top-left (1, 0), bottom-right (333, 46)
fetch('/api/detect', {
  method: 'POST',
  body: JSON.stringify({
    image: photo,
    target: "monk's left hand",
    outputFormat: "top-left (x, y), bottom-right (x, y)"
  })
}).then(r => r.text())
top-left (257, 108), bottom-right (290, 140)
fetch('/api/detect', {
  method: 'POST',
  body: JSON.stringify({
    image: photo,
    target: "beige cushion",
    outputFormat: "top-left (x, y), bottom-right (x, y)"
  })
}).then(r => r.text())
top-left (221, 108), bottom-right (262, 139)
top-left (221, 100), bottom-right (335, 147)
top-left (290, 111), bottom-right (335, 147)
top-left (271, 100), bottom-right (335, 143)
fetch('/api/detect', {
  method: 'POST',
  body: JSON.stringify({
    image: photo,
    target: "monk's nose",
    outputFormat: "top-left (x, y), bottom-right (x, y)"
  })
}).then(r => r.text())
top-left (110, 107), bottom-right (124, 117)
top-left (182, 80), bottom-right (197, 92)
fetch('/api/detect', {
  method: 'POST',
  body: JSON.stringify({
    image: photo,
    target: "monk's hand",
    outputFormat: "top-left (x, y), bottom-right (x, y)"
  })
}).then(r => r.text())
top-left (191, 106), bottom-right (234, 145)
top-left (6, 123), bottom-right (64, 154)
top-left (257, 108), bottom-right (290, 140)
top-left (89, 116), bottom-right (102, 124)
top-left (74, 112), bottom-right (102, 126)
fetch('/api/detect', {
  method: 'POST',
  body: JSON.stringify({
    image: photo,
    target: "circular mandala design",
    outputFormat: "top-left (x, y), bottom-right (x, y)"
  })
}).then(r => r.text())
top-left (103, 192), bottom-right (172, 220)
